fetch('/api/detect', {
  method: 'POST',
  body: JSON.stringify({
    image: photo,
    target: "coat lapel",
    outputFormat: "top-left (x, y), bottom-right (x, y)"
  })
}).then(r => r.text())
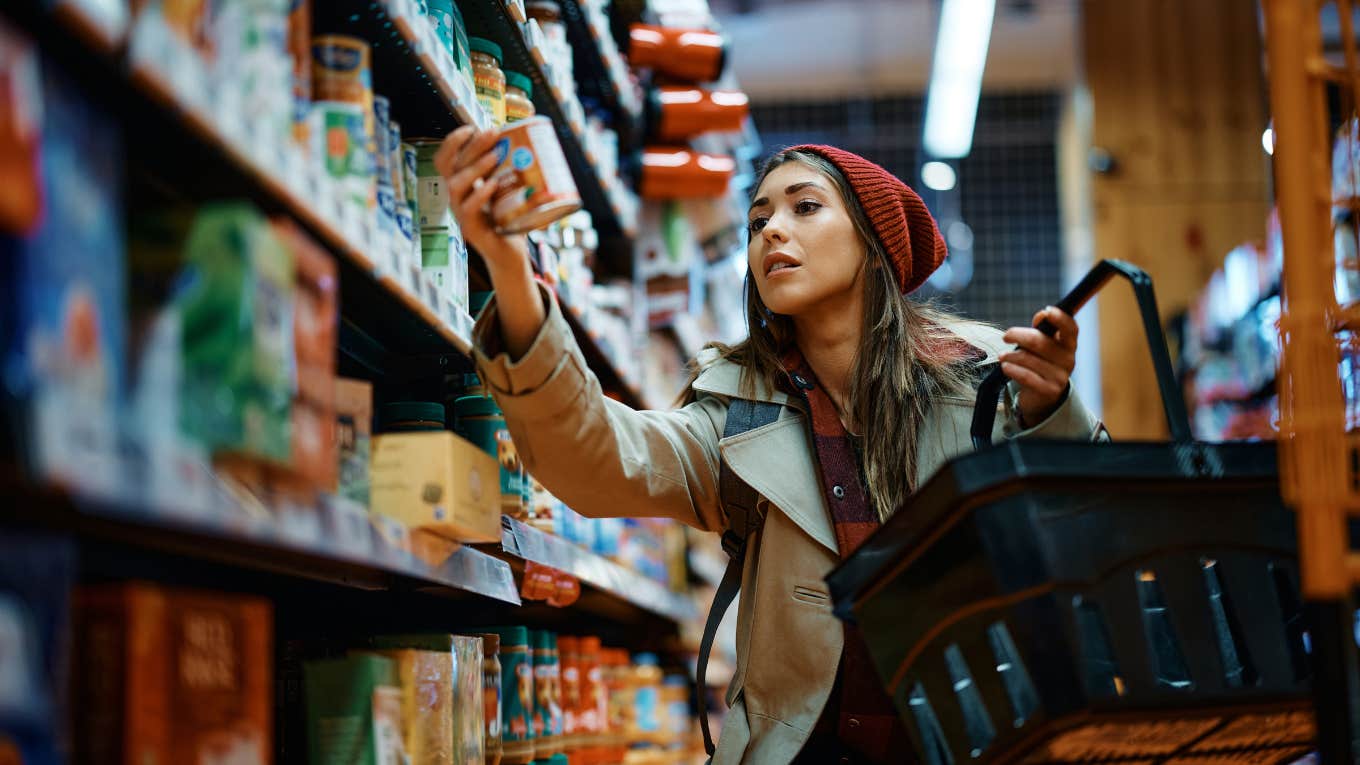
top-left (719, 412), bottom-right (838, 554)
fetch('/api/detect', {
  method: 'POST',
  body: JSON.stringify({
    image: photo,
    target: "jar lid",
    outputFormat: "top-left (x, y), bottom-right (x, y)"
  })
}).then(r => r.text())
top-left (455, 394), bottom-right (502, 418)
top-left (505, 70), bottom-right (533, 99)
top-left (379, 401), bottom-right (445, 429)
top-left (485, 625), bottom-right (528, 646)
top-left (469, 37), bottom-right (503, 62)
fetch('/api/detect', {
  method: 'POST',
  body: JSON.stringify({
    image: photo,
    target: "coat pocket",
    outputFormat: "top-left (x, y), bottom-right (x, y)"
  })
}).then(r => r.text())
top-left (791, 584), bottom-right (831, 609)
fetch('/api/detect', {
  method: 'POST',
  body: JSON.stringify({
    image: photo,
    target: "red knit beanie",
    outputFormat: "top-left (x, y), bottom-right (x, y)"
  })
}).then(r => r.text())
top-left (785, 145), bottom-right (947, 295)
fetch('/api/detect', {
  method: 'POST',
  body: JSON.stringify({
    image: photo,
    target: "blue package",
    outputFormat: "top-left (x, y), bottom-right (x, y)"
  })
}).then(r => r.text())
top-left (0, 58), bottom-right (126, 497)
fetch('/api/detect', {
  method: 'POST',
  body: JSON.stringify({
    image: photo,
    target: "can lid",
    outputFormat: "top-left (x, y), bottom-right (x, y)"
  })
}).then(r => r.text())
top-left (379, 401), bottom-right (445, 429)
top-left (454, 394), bottom-right (502, 418)
top-left (505, 71), bottom-right (534, 98)
top-left (469, 37), bottom-right (503, 62)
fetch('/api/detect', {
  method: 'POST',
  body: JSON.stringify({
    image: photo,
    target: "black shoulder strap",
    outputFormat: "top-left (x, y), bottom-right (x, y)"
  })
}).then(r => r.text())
top-left (698, 398), bottom-right (782, 759)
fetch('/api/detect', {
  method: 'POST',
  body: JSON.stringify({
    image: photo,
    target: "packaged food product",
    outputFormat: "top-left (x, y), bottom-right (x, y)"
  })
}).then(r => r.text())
top-left (0, 533), bottom-right (74, 765)
top-left (470, 633), bottom-right (504, 765)
top-left (335, 378), bottom-right (373, 509)
top-left (414, 139), bottom-right (454, 229)
top-left (369, 429), bottom-right (502, 542)
top-left (577, 636), bottom-right (607, 761)
top-left (303, 654), bottom-right (400, 765)
top-left (147, 203), bottom-right (294, 463)
top-left (627, 24), bottom-right (726, 83)
top-left (1, 65), bottom-right (126, 495)
top-left (314, 99), bottom-right (371, 208)
top-left (639, 147), bottom-right (734, 200)
top-left (487, 626), bottom-right (535, 765)
top-left (650, 86), bottom-right (749, 141)
top-left (470, 37), bottom-right (507, 127)
top-left (505, 70), bottom-right (535, 123)
top-left (370, 649), bottom-right (454, 764)
top-left (373, 95), bottom-right (398, 235)
top-left (378, 400), bottom-right (445, 432)
top-left (558, 637), bottom-right (582, 753)
top-left (372, 686), bottom-right (409, 765)
top-left (531, 631), bottom-right (563, 756)
top-left (631, 653), bottom-right (663, 743)
top-left (287, 0), bottom-right (312, 144)
top-left (488, 116), bottom-right (582, 233)
top-left (369, 634), bottom-right (486, 765)
top-left (313, 35), bottom-right (376, 206)
top-left (73, 583), bottom-right (273, 765)
top-left (454, 393), bottom-right (527, 517)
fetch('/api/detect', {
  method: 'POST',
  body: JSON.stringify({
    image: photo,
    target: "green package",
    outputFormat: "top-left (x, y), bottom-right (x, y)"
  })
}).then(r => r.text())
top-left (304, 654), bottom-right (398, 765)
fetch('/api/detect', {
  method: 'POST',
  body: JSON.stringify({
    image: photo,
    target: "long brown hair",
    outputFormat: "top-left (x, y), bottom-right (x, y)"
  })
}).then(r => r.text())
top-left (699, 149), bottom-right (982, 520)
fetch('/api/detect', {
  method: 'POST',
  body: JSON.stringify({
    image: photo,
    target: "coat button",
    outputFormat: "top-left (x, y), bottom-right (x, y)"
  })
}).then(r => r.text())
top-left (848, 717), bottom-right (861, 728)
top-left (833, 485), bottom-right (846, 499)
top-left (791, 373), bottom-right (813, 390)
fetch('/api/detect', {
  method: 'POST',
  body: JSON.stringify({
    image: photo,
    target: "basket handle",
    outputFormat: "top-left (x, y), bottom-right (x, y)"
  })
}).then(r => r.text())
top-left (969, 259), bottom-right (1192, 449)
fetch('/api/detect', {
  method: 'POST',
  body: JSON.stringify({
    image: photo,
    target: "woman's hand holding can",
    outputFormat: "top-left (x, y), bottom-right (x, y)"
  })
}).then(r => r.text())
top-left (436, 125), bottom-right (546, 359)
top-left (435, 126), bottom-right (528, 272)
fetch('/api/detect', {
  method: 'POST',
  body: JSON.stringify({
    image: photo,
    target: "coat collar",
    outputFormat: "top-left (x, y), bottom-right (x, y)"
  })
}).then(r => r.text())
top-left (694, 316), bottom-right (1008, 555)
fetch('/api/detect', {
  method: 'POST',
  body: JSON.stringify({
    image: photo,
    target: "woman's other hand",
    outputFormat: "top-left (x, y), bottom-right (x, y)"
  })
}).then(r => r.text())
top-left (1000, 306), bottom-right (1078, 427)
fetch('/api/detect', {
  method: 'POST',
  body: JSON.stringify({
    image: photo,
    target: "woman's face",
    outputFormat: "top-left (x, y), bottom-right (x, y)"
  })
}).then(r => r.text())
top-left (747, 161), bottom-right (867, 317)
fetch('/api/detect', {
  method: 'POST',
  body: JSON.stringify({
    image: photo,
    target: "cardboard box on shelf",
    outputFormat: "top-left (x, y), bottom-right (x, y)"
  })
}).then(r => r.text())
top-left (73, 582), bottom-right (273, 765)
top-left (369, 430), bottom-right (501, 543)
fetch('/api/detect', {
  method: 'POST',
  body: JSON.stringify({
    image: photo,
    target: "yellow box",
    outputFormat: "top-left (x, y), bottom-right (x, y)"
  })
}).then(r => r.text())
top-left (370, 431), bottom-right (502, 543)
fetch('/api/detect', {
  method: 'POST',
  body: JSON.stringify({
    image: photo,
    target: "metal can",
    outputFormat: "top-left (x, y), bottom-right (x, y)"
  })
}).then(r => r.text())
top-left (489, 116), bottom-right (581, 234)
top-left (489, 626), bottom-right (535, 765)
top-left (314, 100), bottom-right (370, 209)
top-left (313, 35), bottom-right (376, 208)
top-left (412, 139), bottom-right (454, 230)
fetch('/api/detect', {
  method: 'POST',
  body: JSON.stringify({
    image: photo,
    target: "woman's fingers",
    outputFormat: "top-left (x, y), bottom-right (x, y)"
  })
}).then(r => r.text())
top-left (1002, 326), bottom-right (1075, 373)
top-left (1000, 349), bottom-right (1069, 394)
top-left (447, 151), bottom-right (500, 205)
top-left (1033, 306), bottom-right (1079, 349)
top-left (460, 175), bottom-right (499, 221)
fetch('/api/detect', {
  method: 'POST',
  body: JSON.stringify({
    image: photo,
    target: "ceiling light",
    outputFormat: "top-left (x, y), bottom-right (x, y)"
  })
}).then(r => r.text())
top-left (921, 161), bottom-right (958, 191)
top-left (923, 0), bottom-right (996, 159)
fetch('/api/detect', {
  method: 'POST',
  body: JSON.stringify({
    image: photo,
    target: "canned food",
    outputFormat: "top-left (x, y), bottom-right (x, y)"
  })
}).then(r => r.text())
top-left (314, 100), bottom-right (371, 209)
top-left (401, 142), bottom-right (419, 219)
top-left (312, 35), bottom-right (372, 107)
top-left (489, 116), bottom-right (581, 234)
top-left (412, 139), bottom-right (453, 229)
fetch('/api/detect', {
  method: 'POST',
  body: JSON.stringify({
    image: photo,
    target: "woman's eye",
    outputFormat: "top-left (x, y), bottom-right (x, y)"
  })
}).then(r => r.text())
top-left (747, 216), bottom-right (768, 234)
top-left (795, 200), bottom-right (821, 214)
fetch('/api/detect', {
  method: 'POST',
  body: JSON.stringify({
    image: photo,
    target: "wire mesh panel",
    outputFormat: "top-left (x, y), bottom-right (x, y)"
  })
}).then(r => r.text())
top-left (751, 91), bottom-right (1064, 329)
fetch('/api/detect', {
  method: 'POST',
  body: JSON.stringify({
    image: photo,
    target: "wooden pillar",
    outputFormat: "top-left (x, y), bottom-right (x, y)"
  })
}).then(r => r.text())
top-left (1082, 0), bottom-right (1270, 439)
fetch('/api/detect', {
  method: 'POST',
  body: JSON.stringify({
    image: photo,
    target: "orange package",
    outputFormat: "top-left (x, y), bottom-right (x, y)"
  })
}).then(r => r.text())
top-left (74, 582), bottom-right (273, 765)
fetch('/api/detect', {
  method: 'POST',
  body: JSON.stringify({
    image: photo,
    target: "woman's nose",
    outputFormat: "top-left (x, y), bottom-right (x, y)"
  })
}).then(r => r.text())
top-left (762, 214), bottom-right (789, 244)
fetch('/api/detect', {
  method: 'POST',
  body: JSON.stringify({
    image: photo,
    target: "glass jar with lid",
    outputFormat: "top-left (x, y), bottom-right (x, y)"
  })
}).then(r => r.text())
top-left (504, 71), bottom-right (535, 123)
top-left (469, 37), bottom-right (507, 127)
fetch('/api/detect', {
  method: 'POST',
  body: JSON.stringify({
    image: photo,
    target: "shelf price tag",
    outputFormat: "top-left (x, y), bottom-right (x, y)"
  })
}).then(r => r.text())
top-left (323, 497), bottom-right (374, 559)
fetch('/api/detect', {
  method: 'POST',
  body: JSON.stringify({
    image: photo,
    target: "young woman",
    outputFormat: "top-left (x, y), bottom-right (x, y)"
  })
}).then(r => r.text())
top-left (436, 128), bottom-right (1105, 764)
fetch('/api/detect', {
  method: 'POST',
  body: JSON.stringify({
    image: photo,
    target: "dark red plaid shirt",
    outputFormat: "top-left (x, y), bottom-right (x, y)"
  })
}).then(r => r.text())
top-left (780, 349), bottom-right (912, 764)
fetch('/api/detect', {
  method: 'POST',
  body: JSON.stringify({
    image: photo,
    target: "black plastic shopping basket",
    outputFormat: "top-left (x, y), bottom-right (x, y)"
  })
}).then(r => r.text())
top-left (825, 260), bottom-right (1314, 765)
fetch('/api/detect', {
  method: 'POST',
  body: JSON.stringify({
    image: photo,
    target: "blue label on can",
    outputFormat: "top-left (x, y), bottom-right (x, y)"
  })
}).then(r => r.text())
top-left (512, 147), bottom-right (534, 171)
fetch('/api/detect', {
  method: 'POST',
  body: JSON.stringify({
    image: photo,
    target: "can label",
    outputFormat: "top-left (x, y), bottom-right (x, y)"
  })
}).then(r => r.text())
top-left (501, 646), bottom-right (534, 746)
top-left (312, 35), bottom-right (371, 104)
top-left (318, 102), bottom-right (372, 209)
top-left (402, 143), bottom-right (419, 215)
top-left (456, 414), bottom-right (524, 507)
top-left (476, 72), bottom-right (507, 127)
top-left (533, 660), bottom-right (563, 740)
top-left (490, 117), bottom-right (581, 234)
top-left (421, 229), bottom-right (453, 294)
top-left (417, 175), bottom-right (452, 229)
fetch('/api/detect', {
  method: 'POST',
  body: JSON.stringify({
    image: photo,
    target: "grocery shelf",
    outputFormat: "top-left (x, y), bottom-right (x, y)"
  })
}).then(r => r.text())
top-left (457, 0), bottom-right (634, 250)
top-left (7, 1), bottom-right (662, 402)
top-left (1, 480), bottom-right (523, 604)
top-left (499, 517), bottom-right (698, 624)
top-left (559, 0), bottom-right (643, 139)
top-left (559, 293), bottom-right (647, 409)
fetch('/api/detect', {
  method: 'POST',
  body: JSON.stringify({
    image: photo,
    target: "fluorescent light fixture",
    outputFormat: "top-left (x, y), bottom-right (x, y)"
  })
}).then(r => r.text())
top-left (923, 0), bottom-right (996, 159)
top-left (1262, 127), bottom-right (1275, 155)
top-left (921, 161), bottom-right (958, 191)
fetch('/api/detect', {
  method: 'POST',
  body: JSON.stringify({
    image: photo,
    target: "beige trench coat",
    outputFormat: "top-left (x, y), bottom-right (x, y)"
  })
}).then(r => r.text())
top-left (473, 285), bottom-right (1105, 764)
